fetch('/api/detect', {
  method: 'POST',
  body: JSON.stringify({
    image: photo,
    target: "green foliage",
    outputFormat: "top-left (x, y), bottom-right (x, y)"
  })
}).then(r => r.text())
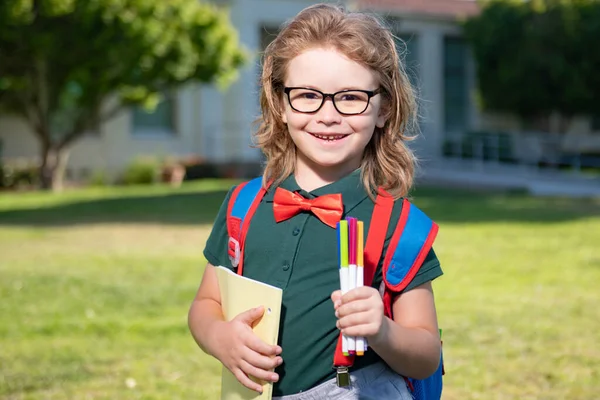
top-left (0, 0), bottom-right (246, 121)
top-left (0, 159), bottom-right (41, 189)
top-left (0, 0), bottom-right (246, 189)
top-left (463, 0), bottom-right (600, 119)
top-left (87, 169), bottom-right (109, 187)
top-left (120, 157), bottom-right (161, 185)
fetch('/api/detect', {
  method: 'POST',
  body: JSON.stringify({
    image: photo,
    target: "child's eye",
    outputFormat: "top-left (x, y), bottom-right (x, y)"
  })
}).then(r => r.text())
top-left (340, 94), bottom-right (359, 101)
top-left (337, 92), bottom-right (368, 102)
top-left (299, 92), bottom-right (320, 100)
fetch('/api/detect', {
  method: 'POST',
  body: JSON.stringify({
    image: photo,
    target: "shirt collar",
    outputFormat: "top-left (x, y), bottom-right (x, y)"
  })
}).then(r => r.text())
top-left (264, 169), bottom-right (370, 214)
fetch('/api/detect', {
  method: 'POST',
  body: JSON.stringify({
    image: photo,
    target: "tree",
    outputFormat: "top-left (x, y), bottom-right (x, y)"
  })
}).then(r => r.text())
top-left (0, 0), bottom-right (246, 190)
top-left (463, 0), bottom-right (600, 132)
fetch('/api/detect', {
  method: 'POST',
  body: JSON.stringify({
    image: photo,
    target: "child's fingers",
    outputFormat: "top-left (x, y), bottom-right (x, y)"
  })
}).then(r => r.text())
top-left (331, 290), bottom-right (342, 304)
top-left (234, 306), bottom-right (265, 327)
top-left (335, 299), bottom-right (370, 318)
top-left (240, 359), bottom-right (280, 383)
top-left (342, 286), bottom-right (377, 302)
top-left (337, 310), bottom-right (370, 328)
top-left (339, 322), bottom-right (377, 338)
top-left (337, 313), bottom-right (379, 336)
top-left (336, 294), bottom-right (382, 318)
top-left (232, 367), bottom-right (264, 393)
top-left (246, 333), bottom-right (282, 356)
top-left (244, 350), bottom-right (282, 372)
top-left (337, 308), bottom-right (382, 332)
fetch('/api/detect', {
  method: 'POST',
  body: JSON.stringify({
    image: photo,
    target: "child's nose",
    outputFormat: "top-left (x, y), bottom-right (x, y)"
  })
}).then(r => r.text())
top-left (317, 98), bottom-right (342, 124)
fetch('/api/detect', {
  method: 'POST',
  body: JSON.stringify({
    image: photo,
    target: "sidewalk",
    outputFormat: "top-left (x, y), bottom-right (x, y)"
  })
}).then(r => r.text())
top-left (418, 159), bottom-right (600, 197)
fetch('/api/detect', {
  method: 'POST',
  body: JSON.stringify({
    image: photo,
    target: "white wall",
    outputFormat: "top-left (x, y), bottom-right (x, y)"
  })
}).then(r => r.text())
top-left (0, 86), bottom-right (200, 180)
top-left (0, 116), bottom-right (40, 160)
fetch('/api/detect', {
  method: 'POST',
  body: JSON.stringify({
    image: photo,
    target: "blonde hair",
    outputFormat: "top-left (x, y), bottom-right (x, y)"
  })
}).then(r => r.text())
top-left (254, 3), bottom-right (418, 199)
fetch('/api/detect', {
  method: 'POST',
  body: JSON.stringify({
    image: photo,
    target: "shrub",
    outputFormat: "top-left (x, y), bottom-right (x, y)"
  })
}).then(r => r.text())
top-left (88, 170), bottom-right (109, 187)
top-left (120, 157), bottom-right (160, 185)
top-left (0, 159), bottom-right (41, 189)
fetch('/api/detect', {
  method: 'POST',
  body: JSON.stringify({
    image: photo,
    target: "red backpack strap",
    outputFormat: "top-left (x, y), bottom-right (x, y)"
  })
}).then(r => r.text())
top-left (364, 189), bottom-right (395, 287)
top-left (332, 188), bottom-right (395, 370)
top-left (381, 198), bottom-right (438, 319)
top-left (226, 177), bottom-right (270, 276)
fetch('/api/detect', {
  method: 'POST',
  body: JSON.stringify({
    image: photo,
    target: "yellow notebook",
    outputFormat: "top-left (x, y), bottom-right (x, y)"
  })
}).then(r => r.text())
top-left (215, 266), bottom-right (283, 400)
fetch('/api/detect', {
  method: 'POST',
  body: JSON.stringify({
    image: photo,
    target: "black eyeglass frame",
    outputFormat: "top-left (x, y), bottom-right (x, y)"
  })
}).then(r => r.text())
top-left (283, 87), bottom-right (381, 115)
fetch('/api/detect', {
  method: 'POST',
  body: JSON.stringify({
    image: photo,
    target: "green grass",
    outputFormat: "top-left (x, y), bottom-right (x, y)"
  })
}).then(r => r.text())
top-left (1, 181), bottom-right (599, 399)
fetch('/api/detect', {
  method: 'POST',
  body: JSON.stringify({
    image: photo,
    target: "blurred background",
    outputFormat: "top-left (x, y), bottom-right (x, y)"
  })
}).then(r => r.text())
top-left (0, 0), bottom-right (598, 399)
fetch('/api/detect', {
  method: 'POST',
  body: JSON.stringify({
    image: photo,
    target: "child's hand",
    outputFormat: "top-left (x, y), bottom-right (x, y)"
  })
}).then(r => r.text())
top-left (212, 306), bottom-right (283, 393)
top-left (331, 287), bottom-right (385, 342)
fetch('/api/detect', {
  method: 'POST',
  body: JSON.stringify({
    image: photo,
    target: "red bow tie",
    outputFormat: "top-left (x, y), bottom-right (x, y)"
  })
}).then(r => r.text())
top-left (273, 187), bottom-right (343, 228)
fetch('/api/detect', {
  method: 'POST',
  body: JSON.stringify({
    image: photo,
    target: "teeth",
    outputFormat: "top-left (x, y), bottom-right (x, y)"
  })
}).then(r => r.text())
top-left (313, 134), bottom-right (345, 141)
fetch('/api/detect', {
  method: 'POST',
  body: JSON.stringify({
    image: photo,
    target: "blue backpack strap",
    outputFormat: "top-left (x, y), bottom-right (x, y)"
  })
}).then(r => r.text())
top-left (382, 198), bottom-right (439, 297)
top-left (226, 177), bottom-right (268, 275)
top-left (381, 198), bottom-right (443, 400)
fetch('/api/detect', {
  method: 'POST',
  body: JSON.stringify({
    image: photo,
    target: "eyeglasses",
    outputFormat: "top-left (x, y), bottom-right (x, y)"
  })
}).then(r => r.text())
top-left (283, 87), bottom-right (381, 115)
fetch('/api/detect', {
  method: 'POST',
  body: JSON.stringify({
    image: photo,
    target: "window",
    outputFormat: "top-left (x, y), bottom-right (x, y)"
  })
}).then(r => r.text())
top-left (256, 25), bottom-right (281, 109)
top-left (443, 37), bottom-right (468, 133)
top-left (260, 26), bottom-right (280, 52)
top-left (395, 33), bottom-right (422, 132)
top-left (131, 91), bottom-right (176, 134)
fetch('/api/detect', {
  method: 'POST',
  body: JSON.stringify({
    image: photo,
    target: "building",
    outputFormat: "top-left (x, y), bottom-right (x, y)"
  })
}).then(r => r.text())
top-left (1, 0), bottom-right (598, 182)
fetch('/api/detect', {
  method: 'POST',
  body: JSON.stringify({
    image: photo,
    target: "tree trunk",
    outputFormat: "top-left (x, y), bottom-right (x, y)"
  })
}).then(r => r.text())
top-left (40, 144), bottom-right (70, 191)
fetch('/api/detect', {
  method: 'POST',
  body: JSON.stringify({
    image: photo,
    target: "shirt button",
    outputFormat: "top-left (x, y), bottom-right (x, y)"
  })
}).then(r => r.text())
top-left (292, 228), bottom-right (300, 236)
top-left (282, 264), bottom-right (290, 271)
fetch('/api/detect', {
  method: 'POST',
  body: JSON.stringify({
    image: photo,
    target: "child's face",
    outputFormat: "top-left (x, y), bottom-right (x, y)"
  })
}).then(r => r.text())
top-left (282, 47), bottom-right (386, 178)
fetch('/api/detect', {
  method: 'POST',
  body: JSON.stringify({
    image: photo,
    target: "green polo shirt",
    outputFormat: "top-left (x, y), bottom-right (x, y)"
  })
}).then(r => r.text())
top-left (203, 169), bottom-right (443, 396)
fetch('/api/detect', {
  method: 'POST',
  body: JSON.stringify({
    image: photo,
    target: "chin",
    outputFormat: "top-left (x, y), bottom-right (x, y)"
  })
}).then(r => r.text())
top-left (309, 156), bottom-right (355, 171)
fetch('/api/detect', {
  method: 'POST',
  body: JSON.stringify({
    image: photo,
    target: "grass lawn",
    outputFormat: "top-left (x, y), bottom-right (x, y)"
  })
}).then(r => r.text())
top-left (1, 180), bottom-right (599, 399)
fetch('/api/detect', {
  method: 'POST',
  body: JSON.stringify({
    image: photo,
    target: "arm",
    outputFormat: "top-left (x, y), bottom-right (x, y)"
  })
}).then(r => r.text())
top-left (188, 262), bottom-right (227, 356)
top-left (188, 263), bottom-right (283, 392)
top-left (332, 281), bottom-right (441, 379)
top-left (369, 282), bottom-right (441, 378)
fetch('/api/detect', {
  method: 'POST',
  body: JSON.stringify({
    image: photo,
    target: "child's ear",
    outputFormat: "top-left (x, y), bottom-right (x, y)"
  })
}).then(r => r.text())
top-left (376, 111), bottom-right (386, 129)
top-left (280, 95), bottom-right (288, 124)
top-left (376, 98), bottom-right (390, 128)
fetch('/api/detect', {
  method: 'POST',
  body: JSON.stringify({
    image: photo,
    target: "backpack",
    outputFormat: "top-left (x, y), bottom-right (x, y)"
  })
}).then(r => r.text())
top-left (225, 177), bottom-right (444, 399)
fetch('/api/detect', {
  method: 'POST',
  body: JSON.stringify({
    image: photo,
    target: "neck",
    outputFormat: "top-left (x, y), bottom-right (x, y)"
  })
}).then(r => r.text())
top-left (294, 154), bottom-right (359, 192)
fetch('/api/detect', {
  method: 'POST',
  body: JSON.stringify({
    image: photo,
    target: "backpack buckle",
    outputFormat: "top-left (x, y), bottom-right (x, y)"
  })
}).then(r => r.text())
top-left (228, 237), bottom-right (240, 268)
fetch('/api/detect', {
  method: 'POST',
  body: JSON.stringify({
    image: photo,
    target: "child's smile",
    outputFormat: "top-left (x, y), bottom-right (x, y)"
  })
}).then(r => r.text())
top-left (308, 131), bottom-right (350, 143)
